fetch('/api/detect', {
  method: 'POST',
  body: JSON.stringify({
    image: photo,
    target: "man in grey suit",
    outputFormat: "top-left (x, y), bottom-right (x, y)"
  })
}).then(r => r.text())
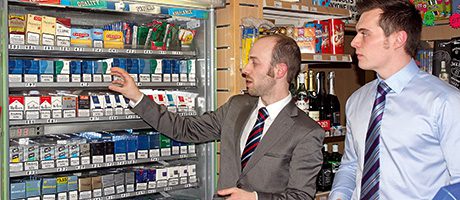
top-left (109, 35), bottom-right (324, 199)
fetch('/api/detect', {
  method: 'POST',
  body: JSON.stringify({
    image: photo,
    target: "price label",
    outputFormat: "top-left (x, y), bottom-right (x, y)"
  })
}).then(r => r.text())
top-left (126, 49), bottom-right (136, 53)
top-left (89, 117), bottom-right (100, 121)
top-left (93, 48), bottom-right (103, 53)
top-left (60, 47), bottom-right (71, 51)
top-left (126, 115), bottom-right (136, 119)
top-left (92, 163), bottom-right (102, 168)
top-left (185, 184), bottom-right (192, 188)
top-left (9, 44), bottom-right (20, 49)
top-left (73, 47), bottom-right (83, 52)
top-left (25, 82), bottom-right (37, 87)
top-left (301, 6), bottom-right (309, 11)
top-left (311, 6), bottom-right (318, 12)
top-left (80, 165), bottom-right (86, 169)
top-left (330, 56), bottom-right (337, 61)
top-left (106, 162), bottom-right (114, 167)
top-left (106, 196), bottom-right (114, 200)
top-left (25, 120), bottom-right (36, 124)
top-left (342, 56), bottom-right (350, 62)
top-left (147, 190), bottom-right (156, 194)
top-left (274, 0), bottom-right (282, 8)
top-left (143, 50), bottom-right (153, 54)
top-left (108, 48), bottom-right (118, 53)
top-left (57, 167), bottom-right (67, 172)
top-left (164, 187), bottom-right (173, 191)
top-left (46, 119), bottom-right (57, 123)
top-left (135, 191), bottom-right (145, 195)
top-left (108, 116), bottom-right (119, 120)
top-left (79, 82), bottom-right (89, 87)
top-left (75, 166), bottom-right (81, 170)
top-left (25, 45), bottom-right (37, 50)
top-left (26, 170), bottom-right (37, 175)
top-left (313, 54), bottom-right (323, 61)
top-left (179, 154), bottom-right (188, 158)
top-left (150, 157), bottom-right (159, 162)
top-left (93, 198), bottom-right (101, 200)
top-left (44, 46), bottom-right (55, 50)
top-left (291, 4), bottom-right (299, 10)
top-left (158, 51), bottom-right (167, 54)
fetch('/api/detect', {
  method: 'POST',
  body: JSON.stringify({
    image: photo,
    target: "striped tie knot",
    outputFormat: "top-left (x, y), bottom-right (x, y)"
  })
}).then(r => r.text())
top-left (360, 81), bottom-right (391, 200)
top-left (241, 107), bottom-right (269, 169)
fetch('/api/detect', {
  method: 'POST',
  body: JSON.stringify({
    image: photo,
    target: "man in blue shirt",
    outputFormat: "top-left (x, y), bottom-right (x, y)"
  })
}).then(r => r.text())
top-left (329, 0), bottom-right (460, 199)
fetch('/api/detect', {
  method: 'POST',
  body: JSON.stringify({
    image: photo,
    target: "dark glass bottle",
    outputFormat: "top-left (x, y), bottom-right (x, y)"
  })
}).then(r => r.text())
top-left (329, 144), bottom-right (343, 175)
top-left (307, 70), bottom-right (319, 121)
top-left (326, 71), bottom-right (341, 126)
top-left (316, 144), bottom-right (333, 192)
top-left (316, 71), bottom-right (328, 120)
top-left (295, 72), bottom-right (309, 114)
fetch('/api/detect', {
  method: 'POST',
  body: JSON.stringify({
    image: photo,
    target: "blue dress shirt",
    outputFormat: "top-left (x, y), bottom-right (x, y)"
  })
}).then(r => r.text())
top-left (329, 59), bottom-right (460, 200)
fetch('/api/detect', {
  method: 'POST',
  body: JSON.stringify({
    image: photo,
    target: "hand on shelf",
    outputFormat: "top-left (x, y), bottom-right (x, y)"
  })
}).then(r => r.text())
top-left (109, 67), bottom-right (143, 103)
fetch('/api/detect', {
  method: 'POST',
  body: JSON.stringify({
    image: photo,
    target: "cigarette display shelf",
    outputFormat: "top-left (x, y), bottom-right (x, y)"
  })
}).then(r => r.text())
top-left (9, 81), bottom-right (197, 90)
top-left (93, 182), bottom-right (199, 200)
top-left (8, 44), bottom-right (196, 59)
top-left (10, 112), bottom-right (197, 138)
top-left (301, 53), bottom-right (352, 63)
top-left (10, 153), bottom-right (197, 177)
top-left (8, 0), bottom-right (172, 18)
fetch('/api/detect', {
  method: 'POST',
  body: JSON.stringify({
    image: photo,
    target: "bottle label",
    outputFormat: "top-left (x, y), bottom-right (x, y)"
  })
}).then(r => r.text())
top-left (309, 111), bottom-right (320, 121)
top-left (332, 112), bottom-right (341, 125)
top-left (295, 100), bottom-right (309, 113)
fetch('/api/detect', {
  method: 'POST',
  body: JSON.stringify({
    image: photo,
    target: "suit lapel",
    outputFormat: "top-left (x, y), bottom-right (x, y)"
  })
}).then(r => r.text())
top-left (241, 101), bottom-right (298, 176)
top-left (234, 96), bottom-right (258, 173)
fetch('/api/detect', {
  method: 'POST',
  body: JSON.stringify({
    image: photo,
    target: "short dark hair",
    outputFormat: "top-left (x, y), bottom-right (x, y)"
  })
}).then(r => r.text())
top-left (266, 34), bottom-right (301, 83)
top-left (356, 0), bottom-right (422, 57)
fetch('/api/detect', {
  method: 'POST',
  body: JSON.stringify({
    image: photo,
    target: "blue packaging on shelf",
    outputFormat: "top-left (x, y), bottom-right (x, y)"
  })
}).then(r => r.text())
top-left (39, 60), bottom-right (55, 82)
top-left (26, 179), bottom-right (41, 197)
top-left (135, 169), bottom-right (149, 183)
top-left (113, 58), bottom-right (127, 70)
top-left (56, 176), bottom-right (68, 193)
top-left (24, 60), bottom-right (39, 74)
top-left (114, 138), bottom-right (127, 154)
top-left (162, 59), bottom-right (173, 74)
top-left (68, 176), bottom-right (78, 191)
top-left (167, 8), bottom-right (208, 19)
top-left (82, 60), bottom-right (94, 74)
top-left (42, 177), bottom-right (57, 194)
top-left (9, 59), bottom-right (24, 74)
top-left (10, 182), bottom-right (26, 199)
top-left (137, 135), bottom-right (150, 151)
top-left (149, 132), bottom-right (160, 149)
top-left (147, 168), bottom-right (156, 181)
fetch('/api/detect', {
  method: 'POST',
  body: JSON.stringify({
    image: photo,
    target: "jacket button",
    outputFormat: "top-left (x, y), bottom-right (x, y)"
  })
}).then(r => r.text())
top-left (236, 183), bottom-right (242, 188)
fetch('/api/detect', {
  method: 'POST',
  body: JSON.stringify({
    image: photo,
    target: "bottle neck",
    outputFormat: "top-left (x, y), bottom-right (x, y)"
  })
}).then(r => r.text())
top-left (329, 74), bottom-right (336, 95)
top-left (316, 72), bottom-right (326, 95)
top-left (308, 72), bottom-right (315, 92)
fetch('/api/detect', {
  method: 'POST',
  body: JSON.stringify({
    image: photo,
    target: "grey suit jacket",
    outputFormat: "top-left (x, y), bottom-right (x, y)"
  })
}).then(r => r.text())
top-left (132, 94), bottom-right (324, 199)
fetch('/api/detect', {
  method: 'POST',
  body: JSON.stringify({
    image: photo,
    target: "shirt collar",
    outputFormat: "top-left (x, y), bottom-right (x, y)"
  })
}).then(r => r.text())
top-left (257, 93), bottom-right (292, 120)
top-left (377, 59), bottom-right (419, 94)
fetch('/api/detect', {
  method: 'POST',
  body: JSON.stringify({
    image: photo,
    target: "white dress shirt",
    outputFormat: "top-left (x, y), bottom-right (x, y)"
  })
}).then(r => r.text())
top-left (329, 59), bottom-right (460, 199)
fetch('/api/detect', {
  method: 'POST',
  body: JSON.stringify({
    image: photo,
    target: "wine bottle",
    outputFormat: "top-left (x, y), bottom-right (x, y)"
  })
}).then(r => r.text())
top-left (316, 71), bottom-right (328, 120)
top-left (295, 72), bottom-right (309, 114)
top-left (439, 61), bottom-right (449, 83)
top-left (327, 71), bottom-right (341, 126)
top-left (316, 144), bottom-right (333, 192)
top-left (307, 70), bottom-right (320, 121)
top-left (329, 144), bottom-right (343, 175)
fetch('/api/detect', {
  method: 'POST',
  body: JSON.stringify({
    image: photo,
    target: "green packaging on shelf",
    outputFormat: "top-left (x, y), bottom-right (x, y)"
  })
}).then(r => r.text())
top-left (159, 134), bottom-right (171, 156)
top-left (70, 0), bottom-right (107, 8)
top-left (102, 59), bottom-right (112, 82)
top-left (150, 59), bottom-right (163, 82)
top-left (54, 60), bottom-right (70, 82)
top-left (188, 59), bottom-right (196, 82)
top-left (137, 26), bottom-right (150, 48)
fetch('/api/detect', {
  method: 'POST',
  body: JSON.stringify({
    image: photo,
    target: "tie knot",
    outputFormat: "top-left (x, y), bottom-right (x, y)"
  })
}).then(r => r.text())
top-left (257, 107), bottom-right (269, 121)
top-left (378, 81), bottom-right (391, 96)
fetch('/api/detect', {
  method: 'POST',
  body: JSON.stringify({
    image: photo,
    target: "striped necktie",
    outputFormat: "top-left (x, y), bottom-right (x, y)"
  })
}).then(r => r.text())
top-left (241, 107), bottom-right (269, 169)
top-left (360, 81), bottom-right (391, 200)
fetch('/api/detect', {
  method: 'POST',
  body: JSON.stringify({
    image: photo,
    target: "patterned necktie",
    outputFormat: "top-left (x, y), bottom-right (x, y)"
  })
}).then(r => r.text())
top-left (241, 107), bottom-right (269, 169)
top-left (360, 81), bottom-right (391, 200)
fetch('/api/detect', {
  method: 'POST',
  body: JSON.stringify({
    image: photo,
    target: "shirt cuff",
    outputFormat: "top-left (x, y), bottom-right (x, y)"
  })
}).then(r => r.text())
top-left (129, 94), bottom-right (144, 108)
top-left (254, 191), bottom-right (258, 200)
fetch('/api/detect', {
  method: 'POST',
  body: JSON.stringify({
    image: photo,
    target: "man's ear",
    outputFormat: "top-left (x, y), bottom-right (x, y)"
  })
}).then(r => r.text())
top-left (275, 63), bottom-right (288, 79)
top-left (393, 30), bottom-right (408, 50)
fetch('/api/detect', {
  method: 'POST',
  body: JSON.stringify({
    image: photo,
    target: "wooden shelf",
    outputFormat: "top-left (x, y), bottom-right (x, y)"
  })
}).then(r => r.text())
top-left (263, 0), bottom-right (351, 26)
top-left (421, 20), bottom-right (460, 41)
top-left (324, 135), bottom-right (345, 143)
top-left (301, 53), bottom-right (352, 63)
